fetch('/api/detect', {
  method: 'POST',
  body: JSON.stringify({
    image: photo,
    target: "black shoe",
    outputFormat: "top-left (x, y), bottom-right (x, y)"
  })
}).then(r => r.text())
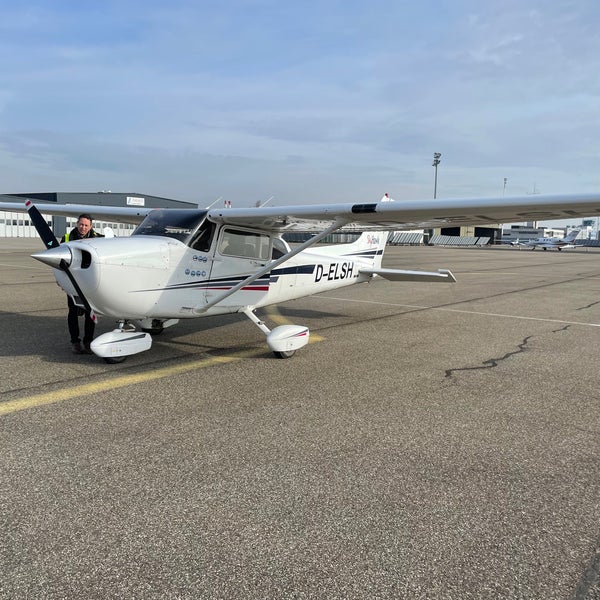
top-left (82, 344), bottom-right (94, 355)
top-left (72, 342), bottom-right (83, 354)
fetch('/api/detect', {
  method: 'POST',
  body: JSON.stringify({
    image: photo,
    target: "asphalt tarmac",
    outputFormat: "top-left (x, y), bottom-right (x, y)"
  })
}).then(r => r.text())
top-left (1, 238), bottom-right (599, 599)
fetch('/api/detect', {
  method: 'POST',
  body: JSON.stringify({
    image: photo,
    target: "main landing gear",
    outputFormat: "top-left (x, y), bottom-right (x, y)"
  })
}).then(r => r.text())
top-left (242, 307), bottom-right (310, 359)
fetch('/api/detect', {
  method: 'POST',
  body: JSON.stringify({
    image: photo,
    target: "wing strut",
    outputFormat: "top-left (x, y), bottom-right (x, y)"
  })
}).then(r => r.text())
top-left (195, 218), bottom-right (348, 313)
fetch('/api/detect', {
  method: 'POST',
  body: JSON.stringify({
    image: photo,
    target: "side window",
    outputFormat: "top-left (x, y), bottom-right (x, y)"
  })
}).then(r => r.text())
top-left (190, 220), bottom-right (216, 252)
top-left (219, 229), bottom-right (270, 260)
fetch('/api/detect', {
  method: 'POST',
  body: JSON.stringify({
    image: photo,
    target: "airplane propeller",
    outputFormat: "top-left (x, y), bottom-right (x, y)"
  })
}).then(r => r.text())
top-left (25, 200), bottom-right (61, 249)
top-left (26, 201), bottom-right (97, 323)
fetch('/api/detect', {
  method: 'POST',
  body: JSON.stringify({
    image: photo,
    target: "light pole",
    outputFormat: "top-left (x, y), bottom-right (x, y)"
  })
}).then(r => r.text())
top-left (427, 152), bottom-right (442, 245)
top-left (432, 152), bottom-right (442, 199)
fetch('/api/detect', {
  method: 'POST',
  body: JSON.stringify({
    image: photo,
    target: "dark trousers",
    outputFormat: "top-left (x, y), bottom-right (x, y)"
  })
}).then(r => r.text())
top-left (67, 296), bottom-right (95, 345)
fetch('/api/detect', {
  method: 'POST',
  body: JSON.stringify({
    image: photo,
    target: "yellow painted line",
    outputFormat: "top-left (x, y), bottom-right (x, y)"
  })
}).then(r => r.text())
top-left (0, 349), bottom-right (262, 417)
top-left (264, 304), bottom-right (297, 326)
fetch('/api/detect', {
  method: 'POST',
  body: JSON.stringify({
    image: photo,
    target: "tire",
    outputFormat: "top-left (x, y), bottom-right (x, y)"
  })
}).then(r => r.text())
top-left (274, 349), bottom-right (296, 359)
top-left (141, 326), bottom-right (164, 335)
top-left (104, 356), bottom-right (127, 364)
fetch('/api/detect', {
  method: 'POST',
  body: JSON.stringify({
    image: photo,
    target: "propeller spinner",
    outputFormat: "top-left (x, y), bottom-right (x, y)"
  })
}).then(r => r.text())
top-left (31, 244), bottom-right (72, 269)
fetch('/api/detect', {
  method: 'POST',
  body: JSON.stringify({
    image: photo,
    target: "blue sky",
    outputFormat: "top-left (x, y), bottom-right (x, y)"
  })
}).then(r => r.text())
top-left (2, 1), bottom-right (600, 225)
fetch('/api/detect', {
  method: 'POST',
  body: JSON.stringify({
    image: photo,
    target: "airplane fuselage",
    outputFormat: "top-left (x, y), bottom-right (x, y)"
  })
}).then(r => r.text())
top-left (56, 234), bottom-right (376, 321)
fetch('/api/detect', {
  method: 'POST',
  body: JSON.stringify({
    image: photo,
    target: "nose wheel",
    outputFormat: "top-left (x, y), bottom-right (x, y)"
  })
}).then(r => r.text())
top-left (104, 355), bottom-right (127, 364)
top-left (90, 320), bottom-right (153, 363)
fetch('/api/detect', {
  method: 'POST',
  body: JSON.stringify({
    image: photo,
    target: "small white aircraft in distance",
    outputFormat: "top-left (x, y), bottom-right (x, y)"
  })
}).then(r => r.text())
top-left (1, 192), bottom-right (600, 362)
top-left (525, 229), bottom-right (581, 250)
top-left (500, 237), bottom-right (523, 246)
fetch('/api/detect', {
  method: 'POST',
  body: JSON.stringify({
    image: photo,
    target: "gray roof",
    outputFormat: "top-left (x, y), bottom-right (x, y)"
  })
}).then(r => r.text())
top-left (1, 191), bottom-right (195, 210)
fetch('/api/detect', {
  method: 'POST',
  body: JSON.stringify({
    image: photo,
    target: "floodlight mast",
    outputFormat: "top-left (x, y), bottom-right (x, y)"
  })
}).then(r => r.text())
top-left (432, 152), bottom-right (442, 199)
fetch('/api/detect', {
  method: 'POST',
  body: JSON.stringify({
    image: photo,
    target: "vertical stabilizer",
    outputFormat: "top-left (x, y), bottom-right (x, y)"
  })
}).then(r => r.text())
top-left (344, 230), bottom-right (389, 269)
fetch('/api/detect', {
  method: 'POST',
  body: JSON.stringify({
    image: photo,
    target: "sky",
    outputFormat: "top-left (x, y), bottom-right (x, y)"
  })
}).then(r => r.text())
top-left (2, 0), bottom-right (600, 226)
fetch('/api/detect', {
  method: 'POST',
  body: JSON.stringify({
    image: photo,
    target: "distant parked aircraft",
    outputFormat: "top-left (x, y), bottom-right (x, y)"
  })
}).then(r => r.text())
top-left (525, 229), bottom-right (581, 251)
top-left (500, 238), bottom-right (524, 246)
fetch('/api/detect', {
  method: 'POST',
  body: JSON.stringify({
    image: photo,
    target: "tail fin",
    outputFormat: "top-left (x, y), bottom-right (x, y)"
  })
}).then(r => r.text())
top-left (344, 231), bottom-right (389, 269)
top-left (564, 229), bottom-right (581, 242)
top-left (313, 230), bottom-right (389, 268)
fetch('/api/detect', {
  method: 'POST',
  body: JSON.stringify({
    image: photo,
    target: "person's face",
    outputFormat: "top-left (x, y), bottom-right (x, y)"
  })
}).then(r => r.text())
top-left (77, 218), bottom-right (92, 236)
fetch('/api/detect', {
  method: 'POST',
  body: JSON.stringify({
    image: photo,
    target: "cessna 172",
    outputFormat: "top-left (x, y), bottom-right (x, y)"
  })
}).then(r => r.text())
top-left (1, 192), bottom-right (600, 362)
top-left (525, 229), bottom-right (581, 250)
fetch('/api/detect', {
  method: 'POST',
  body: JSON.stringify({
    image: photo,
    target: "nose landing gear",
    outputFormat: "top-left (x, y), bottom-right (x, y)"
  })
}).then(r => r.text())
top-left (90, 321), bottom-right (153, 364)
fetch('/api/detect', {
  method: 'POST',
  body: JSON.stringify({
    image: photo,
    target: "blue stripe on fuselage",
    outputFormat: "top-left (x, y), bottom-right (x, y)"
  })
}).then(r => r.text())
top-left (271, 264), bottom-right (316, 276)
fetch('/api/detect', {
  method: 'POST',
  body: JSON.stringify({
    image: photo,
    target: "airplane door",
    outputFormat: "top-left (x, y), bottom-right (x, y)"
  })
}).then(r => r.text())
top-left (205, 227), bottom-right (272, 308)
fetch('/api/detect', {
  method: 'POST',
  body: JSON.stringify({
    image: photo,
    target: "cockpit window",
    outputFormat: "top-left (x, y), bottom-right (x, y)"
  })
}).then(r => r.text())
top-left (133, 210), bottom-right (208, 242)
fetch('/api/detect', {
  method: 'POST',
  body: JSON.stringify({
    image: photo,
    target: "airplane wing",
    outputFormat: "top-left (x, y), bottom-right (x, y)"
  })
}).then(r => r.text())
top-left (205, 193), bottom-right (600, 232)
top-left (2, 192), bottom-right (600, 231)
top-left (0, 201), bottom-right (154, 224)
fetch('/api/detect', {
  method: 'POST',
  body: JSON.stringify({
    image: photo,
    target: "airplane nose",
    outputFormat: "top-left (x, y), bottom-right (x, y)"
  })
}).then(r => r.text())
top-left (31, 245), bottom-right (72, 269)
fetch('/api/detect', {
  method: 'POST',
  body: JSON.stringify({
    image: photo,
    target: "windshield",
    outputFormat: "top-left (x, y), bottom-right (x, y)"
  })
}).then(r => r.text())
top-left (132, 210), bottom-right (208, 243)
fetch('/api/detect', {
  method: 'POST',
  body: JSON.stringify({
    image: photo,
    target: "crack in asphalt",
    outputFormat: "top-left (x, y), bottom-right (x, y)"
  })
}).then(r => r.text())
top-left (445, 336), bottom-right (532, 378)
top-left (576, 299), bottom-right (600, 311)
top-left (444, 322), bottom-right (578, 379)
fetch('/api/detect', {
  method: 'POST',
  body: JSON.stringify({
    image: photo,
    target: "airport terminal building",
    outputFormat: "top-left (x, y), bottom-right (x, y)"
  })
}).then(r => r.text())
top-left (0, 191), bottom-right (195, 238)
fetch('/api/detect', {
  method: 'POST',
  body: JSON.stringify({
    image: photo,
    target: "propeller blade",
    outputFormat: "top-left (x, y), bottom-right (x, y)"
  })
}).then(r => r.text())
top-left (25, 200), bottom-right (60, 249)
top-left (61, 264), bottom-right (98, 323)
top-left (26, 200), bottom-right (97, 323)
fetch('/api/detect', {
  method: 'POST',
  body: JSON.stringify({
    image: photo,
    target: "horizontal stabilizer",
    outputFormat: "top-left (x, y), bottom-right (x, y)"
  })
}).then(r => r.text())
top-left (360, 268), bottom-right (456, 283)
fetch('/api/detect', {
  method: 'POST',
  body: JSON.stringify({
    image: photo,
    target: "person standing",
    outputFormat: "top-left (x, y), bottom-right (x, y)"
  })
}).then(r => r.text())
top-left (61, 214), bottom-right (104, 354)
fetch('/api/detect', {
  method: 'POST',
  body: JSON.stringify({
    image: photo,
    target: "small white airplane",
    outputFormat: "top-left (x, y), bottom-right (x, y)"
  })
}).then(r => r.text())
top-left (1, 192), bottom-right (600, 362)
top-left (500, 237), bottom-right (524, 246)
top-left (525, 229), bottom-right (581, 250)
